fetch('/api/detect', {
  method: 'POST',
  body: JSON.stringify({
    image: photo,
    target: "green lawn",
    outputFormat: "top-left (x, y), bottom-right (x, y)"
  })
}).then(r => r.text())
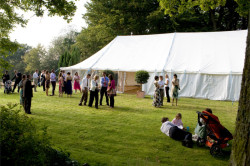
top-left (0, 87), bottom-right (238, 166)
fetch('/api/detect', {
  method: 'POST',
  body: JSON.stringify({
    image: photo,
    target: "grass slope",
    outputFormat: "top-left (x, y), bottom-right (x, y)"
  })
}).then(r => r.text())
top-left (0, 87), bottom-right (237, 166)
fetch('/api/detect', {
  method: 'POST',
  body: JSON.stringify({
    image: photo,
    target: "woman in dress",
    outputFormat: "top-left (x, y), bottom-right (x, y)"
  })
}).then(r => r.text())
top-left (152, 76), bottom-right (161, 107)
top-left (58, 72), bottom-right (64, 97)
top-left (73, 72), bottom-right (81, 93)
top-left (19, 74), bottom-right (26, 107)
top-left (88, 75), bottom-right (99, 109)
top-left (45, 71), bottom-right (50, 96)
top-left (65, 72), bottom-right (73, 97)
top-left (171, 74), bottom-right (180, 106)
top-left (107, 74), bottom-right (116, 108)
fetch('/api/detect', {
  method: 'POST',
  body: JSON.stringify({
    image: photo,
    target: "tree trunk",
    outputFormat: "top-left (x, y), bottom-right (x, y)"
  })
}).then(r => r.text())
top-left (210, 9), bottom-right (217, 31)
top-left (229, 11), bottom-right (250, 166)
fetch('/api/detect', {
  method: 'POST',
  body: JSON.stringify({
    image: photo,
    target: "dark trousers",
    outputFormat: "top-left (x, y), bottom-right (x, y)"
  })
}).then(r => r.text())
top-left (42, 81), bottom-right (45, 91)
top-left (88, 90), bottom-right (98, 108)
top-left (24, 97), bottom-right (32, 114)
top-left (51, 81), bottom-right (56, 95)
top-left (12, 81), bottom-right (20, 93)
top-left (100, 87), bottom-right (109, 105)
top-left (160, 89), bottom-right (164, 105)
top-left (169, 126), bottom-right (192, 141)
top-left (165, 87), bottom-right (170, 102)
top-left (80, 88), bottom-right (88, 105)
top-left (109, 95), bottom-right (114, 107)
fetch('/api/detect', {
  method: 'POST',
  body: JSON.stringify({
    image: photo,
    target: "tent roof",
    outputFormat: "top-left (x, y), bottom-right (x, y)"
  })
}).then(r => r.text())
top-left (61, 30), bottom-right (247, 74)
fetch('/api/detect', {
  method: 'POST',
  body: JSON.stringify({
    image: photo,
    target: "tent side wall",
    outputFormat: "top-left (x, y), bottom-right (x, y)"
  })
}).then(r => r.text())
top-left (143, 73), bottom-right (242, 101)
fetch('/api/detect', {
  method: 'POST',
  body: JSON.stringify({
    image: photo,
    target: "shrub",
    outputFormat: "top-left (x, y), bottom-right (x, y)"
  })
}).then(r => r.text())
top-left (0, 103), bottom-right (81, 166)
top-left (102, 70), bottom-right (118, 86)
top-left (135, 70), bottom-right (150, 87)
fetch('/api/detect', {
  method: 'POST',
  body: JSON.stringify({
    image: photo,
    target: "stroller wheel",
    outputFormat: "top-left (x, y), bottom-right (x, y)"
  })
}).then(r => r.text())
top-left (196, 137), bottom-right (206, 147)
top-left (210, 144), bottom-right (223, 157)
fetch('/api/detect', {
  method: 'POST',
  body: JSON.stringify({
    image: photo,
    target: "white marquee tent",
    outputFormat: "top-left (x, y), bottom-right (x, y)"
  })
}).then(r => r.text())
top-left (61, 30), bottom-right (248, 101)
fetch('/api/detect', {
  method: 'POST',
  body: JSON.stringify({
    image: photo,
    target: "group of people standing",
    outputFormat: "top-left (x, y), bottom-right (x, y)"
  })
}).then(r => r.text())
top-left (153, 74), bottom-right (180, 107)
top-left (79, 72), bottom-right (116, 109)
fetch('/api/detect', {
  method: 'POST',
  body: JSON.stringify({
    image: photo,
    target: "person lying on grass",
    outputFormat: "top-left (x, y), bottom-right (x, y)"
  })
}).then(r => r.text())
top-left (160, 117), bottom-right (193, 148)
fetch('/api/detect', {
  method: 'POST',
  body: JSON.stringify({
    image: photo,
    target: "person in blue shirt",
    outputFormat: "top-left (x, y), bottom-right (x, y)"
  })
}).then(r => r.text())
top-left (100, 72), bottom-right (109, 106)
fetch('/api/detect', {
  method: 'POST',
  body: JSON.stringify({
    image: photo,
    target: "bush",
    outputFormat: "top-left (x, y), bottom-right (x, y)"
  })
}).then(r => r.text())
top-left (135, 70), bottom-right (150, 85)
top-left (102, 70), bottom-right (118, 86)
top-left (0, 103), bottom-right (81, 166)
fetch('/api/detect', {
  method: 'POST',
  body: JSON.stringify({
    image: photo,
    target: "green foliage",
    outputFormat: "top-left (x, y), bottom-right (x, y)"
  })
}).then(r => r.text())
top-left (0, 0), bottom-right (77, 76)
top-left (23, 44), bottom-right (45, 73)
top-left (135, 70), bottom-right (150, 85)
top-left (158, 0), bottom-right (248, 31)
top-left (0, 103), bottom-right (81, 166)
top-left (103, 70), bottom-right (115, 77)
top-left (234, 0), bottom-right (250, 16)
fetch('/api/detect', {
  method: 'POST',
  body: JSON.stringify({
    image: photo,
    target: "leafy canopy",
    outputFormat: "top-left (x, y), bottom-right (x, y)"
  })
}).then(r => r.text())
top-left (0, 0), bottom-right (77, 76)
top-left (135, 70), bottom-right (150, 84)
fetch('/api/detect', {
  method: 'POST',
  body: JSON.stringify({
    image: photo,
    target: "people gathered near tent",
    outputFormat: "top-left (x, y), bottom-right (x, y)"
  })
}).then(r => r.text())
top-left (2, 69), bottom-right (185, 112)
top-left (2, 71), bottom-right (10, 84)
top-left (152, 76), bottom-right (161, 107)
top-left (73, 72), bottom-right (81, 93)
top-left (100, 72), bottom-right (109, 106)
top-left (171, 74), bottom-right (180, 106)
top-left (79, 74), bottom-right (91, 106)
top-left (65, 72), bottom-right (73, 97)
top-left (33, 70), bottom-right (39, 92)
top-left (11, 70), bottom-right (22, 93)
top-left (88, 75), bottom-right (99, 109)
top-left (107, 74), bottom-right (116, 108)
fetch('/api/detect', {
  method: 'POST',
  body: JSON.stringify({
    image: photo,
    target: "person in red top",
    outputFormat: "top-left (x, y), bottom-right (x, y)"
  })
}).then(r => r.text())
top-left (107, 74), bottom-right (116, 108)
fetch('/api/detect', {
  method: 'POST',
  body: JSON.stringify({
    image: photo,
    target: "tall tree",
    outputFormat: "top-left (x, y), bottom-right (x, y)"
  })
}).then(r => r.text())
top-left (0, 0), bottom-right (76, 76)
top-left (5, 44), bottom-right (32, 76)
top-left (158, 0), bottom-right (248, 31)
top-left (229, 1), bottom-right (250, 165)
top-left (23, 44), bottom-right (46, 73)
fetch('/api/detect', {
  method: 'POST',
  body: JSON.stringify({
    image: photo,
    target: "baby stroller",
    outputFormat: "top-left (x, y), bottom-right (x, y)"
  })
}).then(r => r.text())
top-left (196, 110), bottom-right (233, 157)
top-left (4, 80), bottom-right (12, 94)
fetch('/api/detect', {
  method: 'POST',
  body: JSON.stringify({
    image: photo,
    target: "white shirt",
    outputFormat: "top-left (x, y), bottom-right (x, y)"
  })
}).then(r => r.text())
top-left (164, 78), bottom-right (169, 87)
top-left (90, 80), bottom-right (98, 91)
top-left (33, 72), bottom-right (38, 79)
top-left (158, 80), bottom-right (165, 90)
top-left (50, 73), bottom-right (56, 82)
top-left (160, 121), bottom-right (176, 136)
top-left (81, 77), bottom-right (90, 89)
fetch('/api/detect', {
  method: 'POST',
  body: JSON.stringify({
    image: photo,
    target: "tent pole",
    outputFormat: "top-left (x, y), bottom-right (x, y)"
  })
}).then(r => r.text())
top-left (123, 72), bottom-right (126, 93)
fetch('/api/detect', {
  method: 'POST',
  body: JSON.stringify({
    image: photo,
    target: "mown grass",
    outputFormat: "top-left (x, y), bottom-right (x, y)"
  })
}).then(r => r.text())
top-left (0, 87), bottom-right (238, 166)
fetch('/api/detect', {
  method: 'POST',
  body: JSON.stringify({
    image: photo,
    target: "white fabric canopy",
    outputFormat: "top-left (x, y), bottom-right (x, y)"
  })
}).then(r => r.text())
top-left (61, 30), bottom-right (248, 101)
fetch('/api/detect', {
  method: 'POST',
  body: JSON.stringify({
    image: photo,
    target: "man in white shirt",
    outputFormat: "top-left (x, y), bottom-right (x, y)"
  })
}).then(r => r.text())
top-left (158, 76), bottom-right (165, 106)
top-left (164, 74), bottom-right (170, 103)
top-left (161, 117), bottom-right (193, 148)
top-left (50, 69), bottom-right (56, 96)
top-left (79, 74), bottom-right (91, 106)
top-left (33, 70), bottom-right (39, 92)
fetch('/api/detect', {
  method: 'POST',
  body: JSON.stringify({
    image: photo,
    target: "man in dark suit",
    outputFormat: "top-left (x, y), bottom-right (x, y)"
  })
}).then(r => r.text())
top-left (23, 75), bottom-right (34, 114)
top-left (2, 71), bottom-right (10, 84)
top-left (11, 70), bottom-right (22, 93)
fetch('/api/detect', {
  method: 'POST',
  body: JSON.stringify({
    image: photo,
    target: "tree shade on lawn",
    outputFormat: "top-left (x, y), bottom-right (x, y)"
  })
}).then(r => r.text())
top-left (0, 88), bottom-right (237, 166)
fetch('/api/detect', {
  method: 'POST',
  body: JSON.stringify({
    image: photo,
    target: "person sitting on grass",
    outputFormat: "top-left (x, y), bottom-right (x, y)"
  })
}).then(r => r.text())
top-left (171, 113), bottom-right (183, 129)
top-left (161, 117), bottom-right (193, 148)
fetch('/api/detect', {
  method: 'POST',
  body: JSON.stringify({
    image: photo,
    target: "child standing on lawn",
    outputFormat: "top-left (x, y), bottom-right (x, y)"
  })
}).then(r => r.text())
top-left (171, 113), bottom-right (184, 129)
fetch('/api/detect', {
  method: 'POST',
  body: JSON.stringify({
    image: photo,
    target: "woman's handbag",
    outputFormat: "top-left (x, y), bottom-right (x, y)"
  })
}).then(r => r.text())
top-left (107, 88), bottom-right (116, 96)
